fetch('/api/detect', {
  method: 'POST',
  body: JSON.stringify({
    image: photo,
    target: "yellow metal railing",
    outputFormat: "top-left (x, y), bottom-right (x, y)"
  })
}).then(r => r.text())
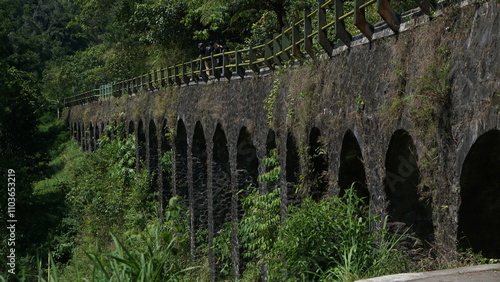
top-left (64, 0), bottom-right (435, 107)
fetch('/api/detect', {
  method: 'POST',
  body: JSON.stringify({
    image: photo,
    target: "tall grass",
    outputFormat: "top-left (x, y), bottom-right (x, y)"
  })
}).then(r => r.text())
top-left (36, 197), bottom-right (201, 281)
top-left (267, 185), bottom-right (409, 281)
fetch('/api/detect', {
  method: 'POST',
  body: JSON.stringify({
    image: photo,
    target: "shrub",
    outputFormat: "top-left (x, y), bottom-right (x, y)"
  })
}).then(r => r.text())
top-left (269, 186), bottom-right (408, 281)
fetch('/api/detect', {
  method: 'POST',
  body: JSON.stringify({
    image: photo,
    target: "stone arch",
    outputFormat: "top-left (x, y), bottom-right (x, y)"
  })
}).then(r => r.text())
top-left (128, 120), bottom-right (135, 136)
top-left (212, 123), bottom-right (231, 233)
top-left (160, 118), bottom-right (172, 210)
top-left (86, 122), bottom-right (91, 151)
top-left (338, 130), bottom-right (369, 203)
top-left (78, 122), bottom-right (84, 148)
top-left (104, 120), bottom-right (113, 140)
top-left (72, 123), bottom-right (77, 139)
top-left (148, 120), bottom-right (160, 204)
top-left (286, 132), bottom-right (300, 206)
top-left (148, 119), bottom-right (159, 171)
top-left (95, 122), bottom-right (102, 149)
top-left (192, 121), bottom-right (208, 247)
top-left (309, 127), bottom-right (328, 201)
top-left (91, 122), bottom-right (96, 150)
top-left (211, 123), bottom-right (231, 277)
top-left (235, 126), bottom-right (258, 274)
top-left (264, 130), bottom-right (278, 192)
top-left (458, 129), bottom-right (500, 258)
top-left (385, 130), bottom-right (433, 247)
top-left (237, 126), bottom-right (258, 196)
top-left (266, 130), bottom-right (277, 155)
top-left (175, 119), bottom-right (188, 200)
top-left (137, 120), bottom-right (147, 170)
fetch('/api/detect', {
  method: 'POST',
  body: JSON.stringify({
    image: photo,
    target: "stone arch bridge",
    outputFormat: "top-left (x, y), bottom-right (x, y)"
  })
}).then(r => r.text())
top-left (63, 1), bottom-right (499, 278)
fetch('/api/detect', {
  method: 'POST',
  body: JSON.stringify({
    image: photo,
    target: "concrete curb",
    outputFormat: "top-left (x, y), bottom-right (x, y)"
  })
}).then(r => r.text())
top-left (356, 263), bottom-right (500, 281)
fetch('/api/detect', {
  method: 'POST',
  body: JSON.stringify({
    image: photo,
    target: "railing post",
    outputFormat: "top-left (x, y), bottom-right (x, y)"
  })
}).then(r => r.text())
top-left (160, 68), bottom-right (165, 87)
top-left (174, 65), bottom-right (182, 86)
top-left (318, 1), bottom-right (334, 54)
top-left (212, 54), bottom-right (221, 81)
top-left (182, 62), bottom-right (190, 85)
top-left (199, 57), bottom-right (209, 83)
top-left (281, 27), bottom-right (291, 62)
top-left (167, 66), bottom-right (174, 85)
top-left (153, 69), bottom-right (159, 88)
top-left (264, 39), bottom-right (274, 69)
top-left (414, 0), bottom-right (437, 16)
top-left (304, 10), bottom-right (315, 58)
top-left (191, 60), bottom-right (199, 84)
top-left (148, 72), bottom-right (154, 91)
top-left (292, 23), bottom-right (303, 59)
top-left (248, 45), bottom-right (260, 75)
top-left (377, 0), bottom-right (400, 33)
top-left (335, 0), bottom-right (353, 47)
top-left (143, 74), bottom-right (149, 91)
top-left (127, 79), bottom-right (133, 95)
top-left (235, 47), bottom-right (246, 79)
top-left (136, 77), bottom-right (141, 93)
top-left (354, 0), bottom-right (375, 41)
top-left (223, 51), bottom-right (232, 80)
top-left (273, 33), bottom-right (282, 66)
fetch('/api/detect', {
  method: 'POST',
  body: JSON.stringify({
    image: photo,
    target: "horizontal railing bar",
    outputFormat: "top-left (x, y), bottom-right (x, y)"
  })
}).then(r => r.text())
top-left (63, 0), bottom-right (409, 107)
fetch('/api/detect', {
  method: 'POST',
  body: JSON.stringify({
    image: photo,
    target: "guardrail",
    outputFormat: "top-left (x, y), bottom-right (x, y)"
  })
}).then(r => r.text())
top-left (64, 0), bottom-right (436, 107)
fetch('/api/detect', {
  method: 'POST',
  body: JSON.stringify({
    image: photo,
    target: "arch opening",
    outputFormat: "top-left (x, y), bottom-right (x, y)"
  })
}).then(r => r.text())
top-left (175, 120), bottom-right (188, 200)
top-left (75, 123), bottom-right (81, 145)
top-left (265, 130), bottom-right (278, 192)
top-left (83, 123), bottom-right (92, 151)
top-left (95, 123), bottom-right (102, 149)
top-left (286, 132), bottom-right (300, 206)
top-left (212, 124), bottom-right (231, 232)
top-left (385, 130), bottom-right (433, 254)
top-left (458, 130), bottom-right (500, 258)
top-left (137, 120), bottom-right (147, 169)
top-left (192, 122), bottom-right (208, 246)
top-left (338, 130), bottom-right (369, 203)
top-left (160, 119), bottom-right (172, 208)
top-left (309, 127), bottom-right (328, 201)
top-left (79, 123), bottom-right (84, 149)
top-left (148, 120), bottom-right (159, 171)
top-left (128, 120), bottom-right (135, 136)
top-left (212, 124), bottom-right (231, 276)
top-left (237, 127), bottom-right (258, 197)
top-left (148, 120), bottom-right (159, 196)
top-left (72, 123), bottom-right (77, 139)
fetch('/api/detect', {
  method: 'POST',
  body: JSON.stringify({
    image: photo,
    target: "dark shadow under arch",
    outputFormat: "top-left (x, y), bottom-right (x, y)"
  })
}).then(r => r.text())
top-left (212, 124), bottom-right (231, 232)
top-left (309, 127), bottom-right (328, 201)
top-left (175, 120), bottom-right (188, 200)
top-left (148, 120), bottom-right (159, 171)
top-left (338, 130), bottom-right (369, 203)
top-left (160, 119), bottom-right (172, 209)
top-left (266, 130), bottom-right (277, 155)
top-left (211, 124), bottom-right (232, 277)
top-left (286, 132), bottom-right (300, 206)
top-left (264, 130), bottom-right (277, 192)
top-left (458, 129), bottom-right (500, 258)
top-left (137, 120), bottom-right (147, 170)
top-left (192, 122), bottom-right (208, 245)
top-left (385, 130), bottom-right (433, 247)
top-left (128, 120), bottom-right (135, 136)
top-left (148, 120), bottom-right (159, 200)
top-left (236, 127), bottom-right (258, 217)
top-left (72, 123), bottom-right (77, 140)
